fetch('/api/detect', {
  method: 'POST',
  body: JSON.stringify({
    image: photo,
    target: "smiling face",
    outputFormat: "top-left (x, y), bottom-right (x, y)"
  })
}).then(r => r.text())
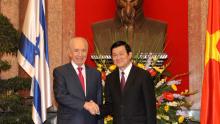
top-left (112, 45), bottom-right (132, 70)
top-left (69, 37), bottom-right (88, 66)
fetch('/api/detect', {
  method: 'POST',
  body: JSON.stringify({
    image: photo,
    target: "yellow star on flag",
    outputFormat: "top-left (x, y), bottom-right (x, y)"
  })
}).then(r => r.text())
top-left (205, 30), bottom-right (220, 65)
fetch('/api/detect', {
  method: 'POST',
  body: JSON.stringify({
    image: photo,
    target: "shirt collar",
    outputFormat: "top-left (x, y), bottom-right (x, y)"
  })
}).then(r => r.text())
top-left (71, 61), bottom-right (85, 71)
top-left (119, 62), bottom-right (132, 77)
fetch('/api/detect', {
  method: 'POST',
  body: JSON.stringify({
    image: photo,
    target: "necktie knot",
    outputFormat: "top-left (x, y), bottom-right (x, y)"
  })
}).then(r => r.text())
top-left (121, 71), bottom-right (125, 75)
top-left (78, 67), bottom-right (82, 71)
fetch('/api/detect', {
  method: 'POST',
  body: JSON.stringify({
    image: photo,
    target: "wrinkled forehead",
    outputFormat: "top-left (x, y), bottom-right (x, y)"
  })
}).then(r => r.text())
top-left (69, 37), bottom-right (88, 50)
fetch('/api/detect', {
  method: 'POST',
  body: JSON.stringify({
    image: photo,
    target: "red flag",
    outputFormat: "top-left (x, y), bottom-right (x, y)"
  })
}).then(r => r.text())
top-left (200, 0), bottom-right (220, 124)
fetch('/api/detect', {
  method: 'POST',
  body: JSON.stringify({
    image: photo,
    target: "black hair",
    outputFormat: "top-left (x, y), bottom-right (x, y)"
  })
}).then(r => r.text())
top-left (110, 40), bottom-right (132, 55)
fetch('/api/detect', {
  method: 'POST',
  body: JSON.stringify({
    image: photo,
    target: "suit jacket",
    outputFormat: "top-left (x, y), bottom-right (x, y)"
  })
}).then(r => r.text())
top-left (53, 63), bottom-right (102, 124)
top-left (102, 65), bottom-right (156, 124)
top-left (92, 11), bottom-right (167, 55)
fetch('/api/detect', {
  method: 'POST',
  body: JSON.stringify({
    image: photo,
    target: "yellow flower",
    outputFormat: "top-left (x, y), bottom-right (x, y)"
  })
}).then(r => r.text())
top-left (164, 105), bottom-right (169, 112)
top-left (171, 84), bottom-right (177, 91)
top-left (153, 66), bottom-right (165, 73)
top-left (97, 67), bottom-right (102, 72)
top-left (181, 89), bottom-right (189, 95)
top-left (178, 115), bottom-right (184, 123)
top-left (137, 63), bottom-right (145, 69)
top-left (97, 64), bottom-right (103, 68)
top-left (109, 65), bottom-right (116, 71)
top-left (105, 115), bottom-right (113, 121)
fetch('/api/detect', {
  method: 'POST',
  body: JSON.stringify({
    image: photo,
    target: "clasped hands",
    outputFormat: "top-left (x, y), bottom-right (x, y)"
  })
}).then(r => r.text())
top-left (83, 100), bottom-right (100, 115)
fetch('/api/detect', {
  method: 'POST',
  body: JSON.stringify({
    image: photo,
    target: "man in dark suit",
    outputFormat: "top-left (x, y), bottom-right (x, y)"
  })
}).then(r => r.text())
top-left (53, 37), bottom-right (102, 124)
top-left (92, 0), bottom-right (167, 55)
top-left (102, 40), bottom-right (156, 124)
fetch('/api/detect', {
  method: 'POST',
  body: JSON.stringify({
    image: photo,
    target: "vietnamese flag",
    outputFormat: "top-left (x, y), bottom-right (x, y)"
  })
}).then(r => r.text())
top-left (200, 0), bottom-right (220, 124)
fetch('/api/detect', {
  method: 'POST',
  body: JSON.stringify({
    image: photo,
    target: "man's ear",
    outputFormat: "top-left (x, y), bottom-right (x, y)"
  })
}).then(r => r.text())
top-left (69, 53), bottom-right (72, 59)
top-left (68, 49), bottom-right (73, 59)
top-left (129, 52), bottom-right (132, 59)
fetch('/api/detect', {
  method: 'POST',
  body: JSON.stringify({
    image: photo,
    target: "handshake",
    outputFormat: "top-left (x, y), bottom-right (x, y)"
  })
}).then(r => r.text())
top-left (83, 100), bottom-right (100, 115)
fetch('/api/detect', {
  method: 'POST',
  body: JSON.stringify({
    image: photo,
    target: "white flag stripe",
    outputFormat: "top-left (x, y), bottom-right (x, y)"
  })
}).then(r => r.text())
top-left (32, 106), bottom-right (42, 124)
top-left (18, 0), bottom-right (52, 123)
top-left (22, 0), bottom-right (38, 45)
top-left (17, 50), bottom-right (35, 77)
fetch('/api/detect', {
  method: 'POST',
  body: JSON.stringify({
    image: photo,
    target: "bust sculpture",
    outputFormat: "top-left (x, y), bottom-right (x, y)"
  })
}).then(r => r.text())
top-left (92, 0), bottom-right (167, 55)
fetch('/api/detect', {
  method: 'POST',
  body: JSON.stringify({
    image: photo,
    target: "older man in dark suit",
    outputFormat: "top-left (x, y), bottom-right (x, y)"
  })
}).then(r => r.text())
top-left (53, 37), bottom-right (102, 124)
top-left (102, 40), bottom-right (156, 124)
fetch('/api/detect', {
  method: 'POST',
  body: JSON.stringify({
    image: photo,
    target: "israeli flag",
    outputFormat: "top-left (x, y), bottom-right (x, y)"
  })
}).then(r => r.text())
top-left (17, 0), bottom-right (52, 123)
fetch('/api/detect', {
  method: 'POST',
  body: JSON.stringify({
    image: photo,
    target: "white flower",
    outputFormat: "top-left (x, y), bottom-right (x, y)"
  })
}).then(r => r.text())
top-left (176, 110), bottom-right (188, 117)
top-left (157, 115), bottom-right (161, 119)
top-left (105, 70), bottom-right (111, 76)
top-left (157, 114), bottom-right (169, 121)
top-left (167, 80), bottom-right (181, 85)
top-left (173, 94), bottom-right (185, 99)
top-left (161, 115), bottom-right (169, 120)
top-left (102, 80), bottom-right (105, 86)
top-left (166, 101), bottom-right (178, 106)
top-left (155, 79), bottom-right (166, 88)
top-left (172, 122), bottom-right (178, 124)
top-left (145, 53), bottom-right (153, 69)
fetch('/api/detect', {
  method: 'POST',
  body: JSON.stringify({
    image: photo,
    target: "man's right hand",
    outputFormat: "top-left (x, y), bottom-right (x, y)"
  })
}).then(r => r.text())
top-left (83, 100), bottom-right (100, 115)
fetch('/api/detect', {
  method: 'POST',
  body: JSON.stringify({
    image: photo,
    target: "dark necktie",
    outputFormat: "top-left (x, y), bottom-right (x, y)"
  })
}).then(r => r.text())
top-left (120, 72), bottom-right (125, 91)
top-left (77, 67), bottom-right (85, 93)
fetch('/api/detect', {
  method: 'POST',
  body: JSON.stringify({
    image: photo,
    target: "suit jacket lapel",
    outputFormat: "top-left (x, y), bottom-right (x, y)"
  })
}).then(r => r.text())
top-left (66, 63), bottom-right (85, 98)
top-left (85, 65), bottom-right (91, 98)
top-left (113, 69), bottom-right (122, 95)
top-left (123, 65), bottom-right (136, 93)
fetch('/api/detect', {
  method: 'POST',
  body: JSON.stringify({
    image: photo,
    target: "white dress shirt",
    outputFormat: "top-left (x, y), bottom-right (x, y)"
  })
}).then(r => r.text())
top-left (119, 62), bottom-right (132, 83)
